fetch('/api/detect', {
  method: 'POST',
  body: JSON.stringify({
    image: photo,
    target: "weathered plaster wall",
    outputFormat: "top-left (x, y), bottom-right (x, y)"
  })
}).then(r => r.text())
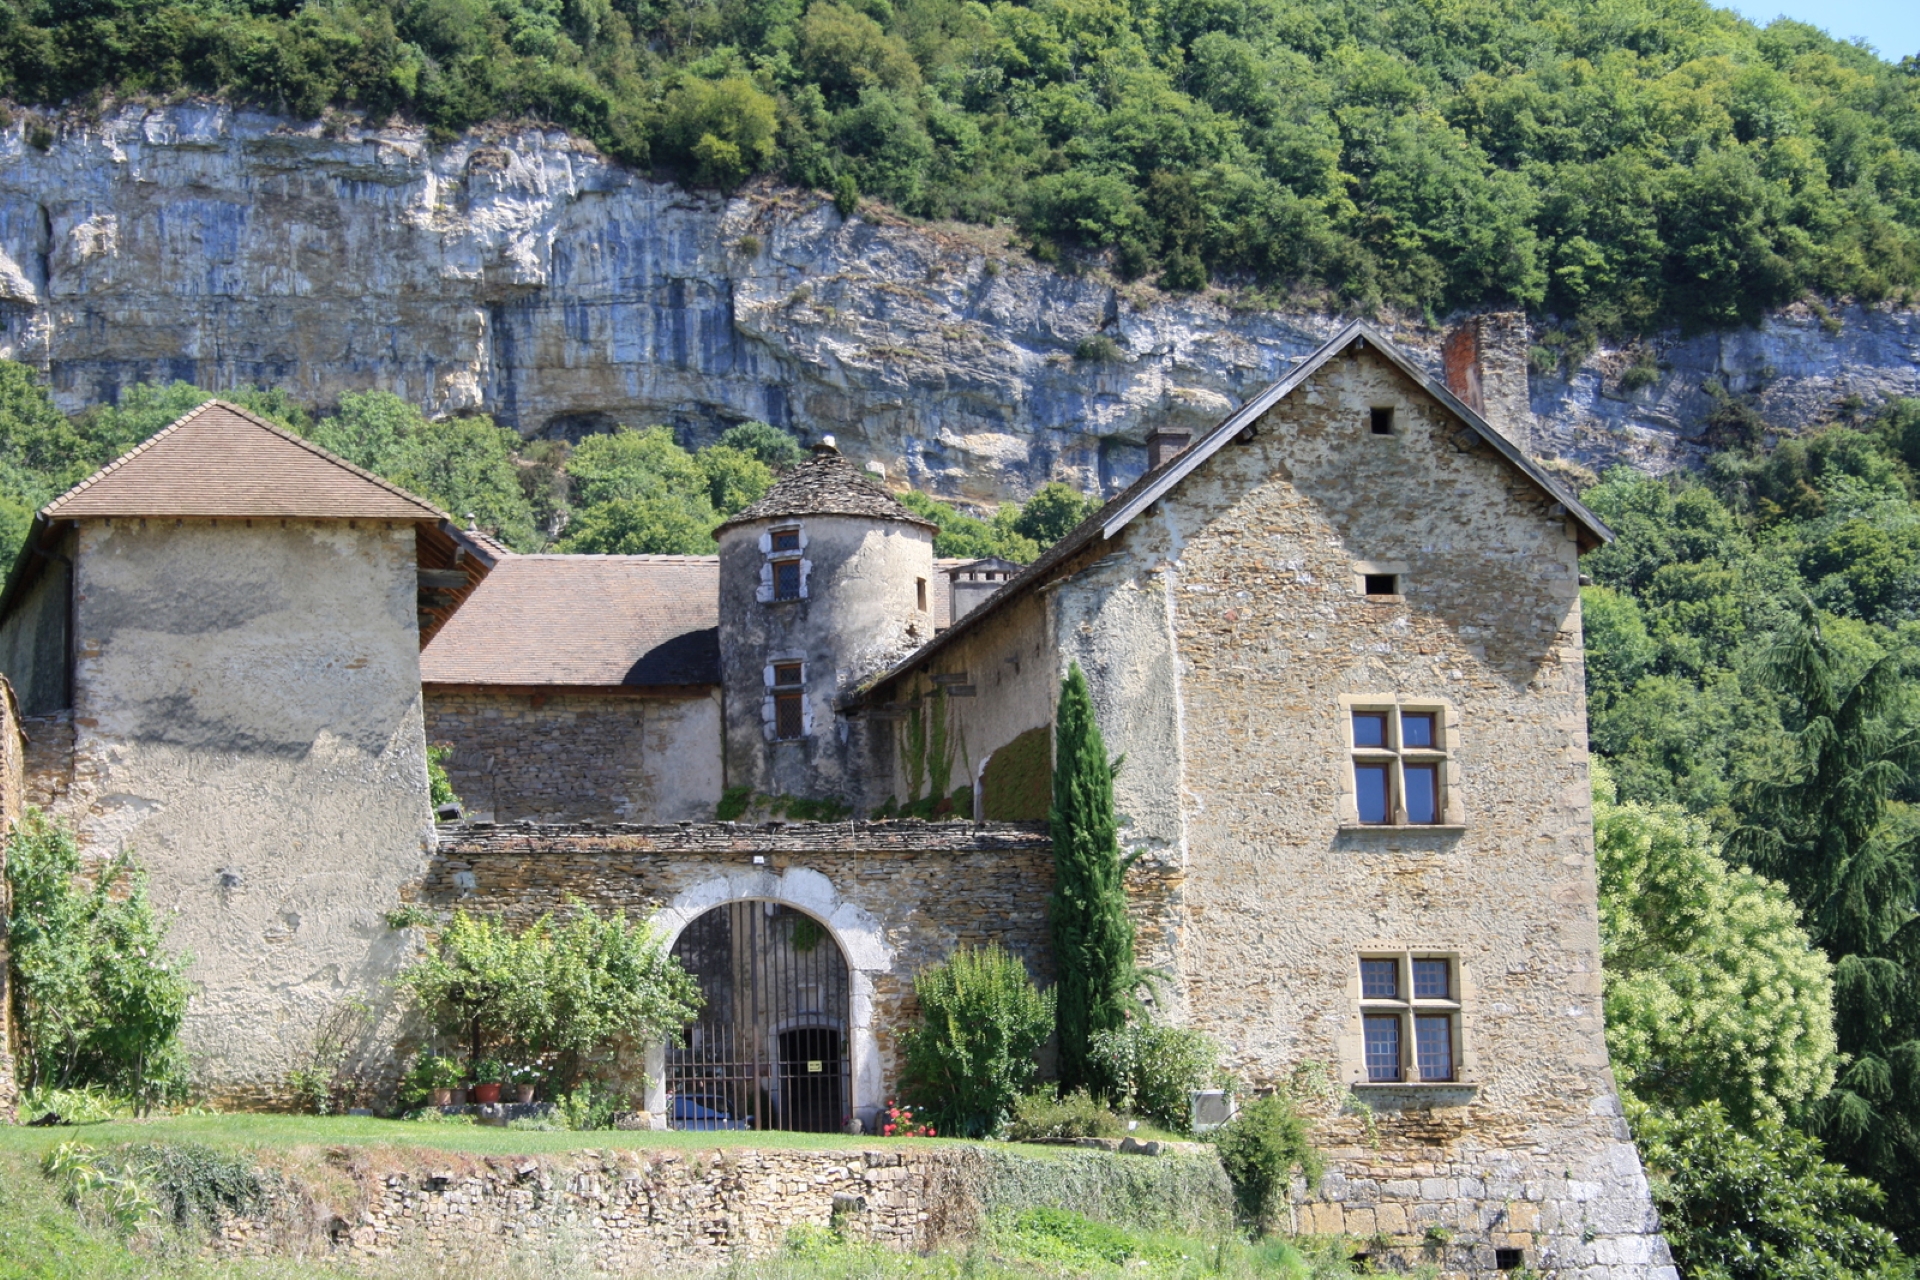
top-left (424, 686), bottom-right (722, 823)
top-left (864, 587), bottom-right (1057, 815)
top-left (1107, 346), bottom-right (1670, 1278)
top-left (718, 514), bottom-right (933, 803)
top-left (0, 676), bottom-right (20, 1118)
top-left (0, 530), bottom-right (72, 716)
top-left (66, 517), bottom-right (435, 1102)
top-left (421, 821), bottom-right (1066, 1125)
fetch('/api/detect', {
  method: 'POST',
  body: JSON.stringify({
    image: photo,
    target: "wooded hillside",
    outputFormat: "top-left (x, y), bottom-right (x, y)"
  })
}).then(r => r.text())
top-left (2, 0), bottom-right (1917, 338)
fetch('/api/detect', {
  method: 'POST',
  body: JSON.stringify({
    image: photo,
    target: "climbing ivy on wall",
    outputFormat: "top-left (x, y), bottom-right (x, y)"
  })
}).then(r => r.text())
top-left (885, 679), bottom-right (971, 820)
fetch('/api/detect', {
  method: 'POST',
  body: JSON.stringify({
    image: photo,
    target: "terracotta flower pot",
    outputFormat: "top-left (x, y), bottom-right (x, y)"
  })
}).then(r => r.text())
top-left (430, 1088), bottom-right (452, 1107)
top-left (473, 1083), bottom-right (502, 1104)
top-left (516, 1084), bottom-right (536, 1104)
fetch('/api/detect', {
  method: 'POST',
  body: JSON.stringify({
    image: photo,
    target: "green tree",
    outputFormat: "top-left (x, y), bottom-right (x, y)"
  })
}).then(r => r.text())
top-left (695, 443), bottom-right (775, 515)
top-left (5, 809), bottom-right (191, 1111)
top-left (1729, 607), bottom-right (1920, 1240)
top-left (716, 421), bottom-right (805, 471)
top-left (1048, 661), bottom-right (1136, 1092)
top-left (1594, 768), bottom-right (1836, 1125)
top-left (1011, 482), bottom-right (1095, 546)
top-left (898, 943), bottom-right (1053, 1137)
top-left (657, 76), bottom-right (780, 188)
top-left (1631, 1098), bottom-right (1909, 1280)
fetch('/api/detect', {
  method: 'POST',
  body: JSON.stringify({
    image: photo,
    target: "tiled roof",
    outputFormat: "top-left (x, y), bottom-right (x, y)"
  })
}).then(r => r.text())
top-left (420, 555), bottom-right (720, 687)
top-left (44, 400), bottom-right (445, 520)
top-left (714, 445), bottom-right (938, 534)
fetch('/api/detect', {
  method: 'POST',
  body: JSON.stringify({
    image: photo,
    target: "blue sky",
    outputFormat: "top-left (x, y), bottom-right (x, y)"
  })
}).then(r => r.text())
top-left (1720, 0), bottom-right (1920, 60)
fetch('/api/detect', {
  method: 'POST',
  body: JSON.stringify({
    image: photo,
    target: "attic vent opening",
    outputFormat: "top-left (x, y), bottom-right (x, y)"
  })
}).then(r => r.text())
top-left (1363, 573), bottom-right (1399, 596)
top-left (1369, 407), bottom-right (1396, 435)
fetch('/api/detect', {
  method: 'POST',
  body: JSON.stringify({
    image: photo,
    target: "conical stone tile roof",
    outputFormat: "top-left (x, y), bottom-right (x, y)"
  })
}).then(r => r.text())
top-left (713, 442), bottom-right (937, 535)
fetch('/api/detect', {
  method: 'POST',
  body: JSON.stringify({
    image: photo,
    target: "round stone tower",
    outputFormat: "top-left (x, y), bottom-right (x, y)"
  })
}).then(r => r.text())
top-left (714, 439), bottom-right (938, 807)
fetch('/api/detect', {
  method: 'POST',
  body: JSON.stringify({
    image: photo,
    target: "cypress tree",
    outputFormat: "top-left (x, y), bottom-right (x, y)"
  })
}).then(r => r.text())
top-left (1048, 662), bottom-right (1136, 1091)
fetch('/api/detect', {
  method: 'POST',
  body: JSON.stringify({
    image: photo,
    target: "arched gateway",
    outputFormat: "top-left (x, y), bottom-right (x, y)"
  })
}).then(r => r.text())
top-left (665, 901), bottom-right (851, 1131)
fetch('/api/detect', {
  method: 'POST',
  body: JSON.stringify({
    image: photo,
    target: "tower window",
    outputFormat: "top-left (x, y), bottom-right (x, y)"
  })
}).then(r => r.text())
top-left (917, 578), bottom-right (928, 612)
top-left (772, 528), bottom-right (800, 553)
top-left (1370, 407), bottom-right (1395, 435)
top-left (1363, 573), bottom-right (1398, 596)
top-left (773, 662), bottom-right (804, 739)
top-left (773, 559), bottom-right (802, 600)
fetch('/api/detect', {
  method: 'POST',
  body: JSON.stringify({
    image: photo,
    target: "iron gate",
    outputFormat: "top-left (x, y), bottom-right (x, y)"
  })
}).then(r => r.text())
top-left (666, 901), bottom-right (852, 1132)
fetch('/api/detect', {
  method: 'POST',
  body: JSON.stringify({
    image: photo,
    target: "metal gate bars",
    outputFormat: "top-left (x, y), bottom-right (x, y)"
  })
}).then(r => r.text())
top-left (666, 901), bottom-right (852, 1132)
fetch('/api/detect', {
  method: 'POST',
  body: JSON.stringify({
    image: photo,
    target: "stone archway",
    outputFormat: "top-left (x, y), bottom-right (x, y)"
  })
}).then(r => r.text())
top-left (645, 868), bottom-right (891, 1130)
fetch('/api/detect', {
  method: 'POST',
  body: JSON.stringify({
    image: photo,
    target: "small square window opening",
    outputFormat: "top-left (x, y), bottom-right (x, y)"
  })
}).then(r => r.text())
top-left (1361, 958), bottom-right (1400, 999)
top-left (1352, 711), bottom-right (1388, 748)
top-left (1401, 712), bottom-right (1435, 748)
top-left (1495, 1249), bottom-right (1525, 1272)
top-left (771, 529), bottom-right (801, 553)
top-left (773, 559), bottom-right (802, 600)
top-left (1369, 407), bottom-right (1395, 435)
top-left (1412, 958), bottom-right (1451, 999)
top-left (1363, 573), bottom-right (1398, 596)
top-left (773, 662), bottom-right (803, 687)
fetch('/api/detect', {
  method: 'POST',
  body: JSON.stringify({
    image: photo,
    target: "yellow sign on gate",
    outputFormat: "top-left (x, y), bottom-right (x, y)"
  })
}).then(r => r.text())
top-left (807, 1060), bottom-right (823, 1073)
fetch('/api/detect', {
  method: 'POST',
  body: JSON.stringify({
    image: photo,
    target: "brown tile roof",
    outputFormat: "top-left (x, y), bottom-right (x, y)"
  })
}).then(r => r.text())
top-left (44, 400), bottom-right (445, 520)
top-left (420, 555), bottom-right (720, 687)
top-left (714, 444), bottom-right (938, 535)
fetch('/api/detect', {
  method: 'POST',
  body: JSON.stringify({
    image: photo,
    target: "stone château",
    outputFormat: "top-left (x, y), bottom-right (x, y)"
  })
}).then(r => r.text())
top-left (0, 321), bottom-right (1675, 1278)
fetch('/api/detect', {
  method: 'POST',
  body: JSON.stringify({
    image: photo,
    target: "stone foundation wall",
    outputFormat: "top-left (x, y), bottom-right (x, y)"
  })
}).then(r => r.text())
top-left (211, 1143), bottom-right (1233, 1271)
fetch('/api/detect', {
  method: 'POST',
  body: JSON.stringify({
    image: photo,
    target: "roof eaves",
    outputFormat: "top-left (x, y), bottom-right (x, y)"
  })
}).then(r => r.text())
top-left (849, 320), bottom-right (1613, 706)
top-left (1098, 321), bottom-right (1612, 547)
top-left (42, 399), bottom-right (449, 521)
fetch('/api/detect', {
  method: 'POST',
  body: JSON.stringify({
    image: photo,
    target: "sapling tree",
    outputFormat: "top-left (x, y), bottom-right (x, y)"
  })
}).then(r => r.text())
top-left (1048, 662), bottom-right (1136, 1091)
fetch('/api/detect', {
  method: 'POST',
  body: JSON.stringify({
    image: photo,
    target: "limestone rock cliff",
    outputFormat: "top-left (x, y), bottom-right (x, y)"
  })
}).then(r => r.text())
top-left (0, 103), bottom-right (1916, 504)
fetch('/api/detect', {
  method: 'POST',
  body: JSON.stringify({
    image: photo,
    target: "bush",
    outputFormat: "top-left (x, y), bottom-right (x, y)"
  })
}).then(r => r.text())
top-left (1088, 1022), bottom-right (1221, 1133)
top-left (400, 1053), bottom-right (467, 1105)
top-left (5, 809), bottom-right (191, 1112)
top-left (898, 943), bottom-right (1054, 1138)
top-left (1212, 1093), bottom-right (1322, 1234)
top-left (395, 900), bottom-right (700, 1092)
top-left (1631, 1098), bottom-right (1908, 1280)
top-left (1006, 1089), bottom-right (1123, 1142)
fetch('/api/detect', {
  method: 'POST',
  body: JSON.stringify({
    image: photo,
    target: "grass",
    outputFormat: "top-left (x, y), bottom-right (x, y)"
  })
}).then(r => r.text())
top-left (0, 1113), bottom-right (951, 1160)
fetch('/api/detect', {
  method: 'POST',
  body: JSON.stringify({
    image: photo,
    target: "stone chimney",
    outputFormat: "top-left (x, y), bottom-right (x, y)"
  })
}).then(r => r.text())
top-left (1442, 312), bottom-right (1533, 452)
top-left (1146, 428), bottom-right (1192, 470)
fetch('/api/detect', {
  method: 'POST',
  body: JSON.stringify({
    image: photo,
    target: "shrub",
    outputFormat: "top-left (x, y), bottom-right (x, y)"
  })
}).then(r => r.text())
top-left (1631, 1097), bottom-right (1907, 1280)
top-left (1006, 1089), bottom-right (1123, 1141)
top-left (898, 943), bottom-right (1054, 1138)
top-left (400, 1053), bottom-right (467, 1105)
top-left (657, 76), bottom-right (778, 189)
top-left (1073, 335), bottom-right (1121, 363)
top-left (1088, 1022), bottom-right (1220, 1133)
top-left (1212, 1093), bottom-right (1322, 1234)
top-left (5, 808), bottom-right (191, 1112)
top-left (395, 901), bottom-right (700, 1091)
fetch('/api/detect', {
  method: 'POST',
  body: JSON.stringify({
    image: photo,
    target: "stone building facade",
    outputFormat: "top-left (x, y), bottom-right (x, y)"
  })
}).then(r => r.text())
top-left (0, 402), bottom-right (491, 1104)
top-left (0, 324), bottom-right (1673, 1276)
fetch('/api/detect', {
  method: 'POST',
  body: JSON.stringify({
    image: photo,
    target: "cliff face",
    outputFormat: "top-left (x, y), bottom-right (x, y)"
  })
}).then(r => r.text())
top-left (1, 103), bottom-right (1916, 504)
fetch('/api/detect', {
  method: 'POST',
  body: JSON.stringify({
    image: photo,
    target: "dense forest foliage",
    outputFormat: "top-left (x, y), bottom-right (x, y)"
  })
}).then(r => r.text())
top-left (0, 368), bottom-right (1092, 563)
top-left (2, 0), bottom-right (1919, 337)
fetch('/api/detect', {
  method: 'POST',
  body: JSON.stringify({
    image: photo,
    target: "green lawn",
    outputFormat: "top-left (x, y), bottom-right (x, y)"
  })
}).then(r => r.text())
top-left (0, 1112), bottom-right (953, 1160)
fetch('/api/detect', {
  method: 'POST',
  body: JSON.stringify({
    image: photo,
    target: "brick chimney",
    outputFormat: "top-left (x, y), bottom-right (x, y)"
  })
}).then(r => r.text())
top-left (1146, 428), bottom-right (1192, 470)
top-left (1442, 312), bottom-right (1532, 453)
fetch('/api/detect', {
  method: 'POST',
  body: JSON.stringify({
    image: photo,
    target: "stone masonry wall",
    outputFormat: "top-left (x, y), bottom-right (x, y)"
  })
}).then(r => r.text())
top-left (423, 821), bottom-right (1095, 1120)
top-left (1103, 344), bottom-right (1672, 1279)
top-left (211, 1144), bottom-right (1233, 1270)
top-left (424, 687), bottom-right (723, 823)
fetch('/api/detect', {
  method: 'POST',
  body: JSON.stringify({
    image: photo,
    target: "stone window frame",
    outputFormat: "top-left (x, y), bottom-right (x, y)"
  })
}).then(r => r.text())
top-left (756, 523), bottom-right (812, 604)
top-left (1342, 946), bottom-right (1479, 1093)
top-left (762, 653), bottom-right (813, 742)
top-left (1351, 559), bottom-right (1407, 601)
top-left (1336, 693), bottom-right (1464, 828)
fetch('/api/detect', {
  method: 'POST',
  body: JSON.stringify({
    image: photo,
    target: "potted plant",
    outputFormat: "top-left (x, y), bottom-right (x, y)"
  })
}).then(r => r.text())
top-left (508, 1062), bottom-right (541, 1105)
top-left (408, 1053), bottom-right (466, 1108)
top-left (471, 1057), bottom-right (505, 1104)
